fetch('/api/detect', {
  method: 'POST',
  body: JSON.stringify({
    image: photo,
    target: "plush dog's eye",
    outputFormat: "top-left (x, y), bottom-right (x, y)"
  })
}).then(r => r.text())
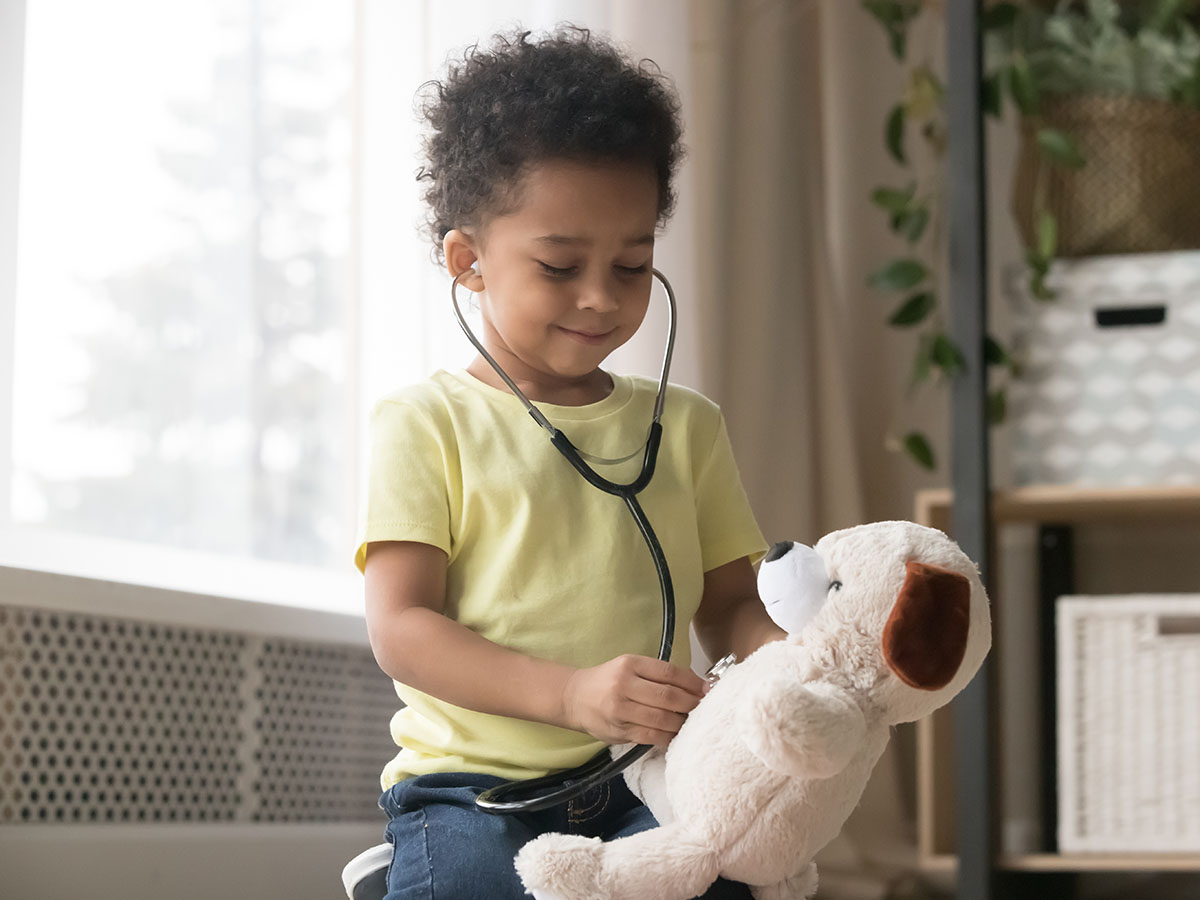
top-left (829, 580), bottom-right (842, 592)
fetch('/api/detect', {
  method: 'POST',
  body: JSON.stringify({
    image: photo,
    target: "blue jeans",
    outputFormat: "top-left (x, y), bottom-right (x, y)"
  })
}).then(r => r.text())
top-left (379, 772), bottom-right (753, 900)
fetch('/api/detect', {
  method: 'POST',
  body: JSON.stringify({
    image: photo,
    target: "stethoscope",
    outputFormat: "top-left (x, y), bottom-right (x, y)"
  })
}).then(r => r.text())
top-left (448, 266), bottom-right (679, 814)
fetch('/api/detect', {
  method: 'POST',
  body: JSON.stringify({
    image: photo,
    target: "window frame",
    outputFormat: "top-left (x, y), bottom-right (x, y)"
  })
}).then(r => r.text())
top-left (1, 0), bottom-right (26, 534)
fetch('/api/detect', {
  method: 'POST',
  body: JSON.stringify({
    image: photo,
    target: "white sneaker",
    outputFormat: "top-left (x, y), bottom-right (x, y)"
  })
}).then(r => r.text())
top-left (341, 843), bottom-right (391, 900)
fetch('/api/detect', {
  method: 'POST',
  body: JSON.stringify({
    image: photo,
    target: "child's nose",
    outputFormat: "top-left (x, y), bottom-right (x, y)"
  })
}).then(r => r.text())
top-left (577, 276), bottom-right (620, 313)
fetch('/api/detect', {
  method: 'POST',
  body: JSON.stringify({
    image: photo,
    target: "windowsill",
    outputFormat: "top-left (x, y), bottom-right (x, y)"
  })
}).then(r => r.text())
top-left (0, 524), bottom-right (367, 644)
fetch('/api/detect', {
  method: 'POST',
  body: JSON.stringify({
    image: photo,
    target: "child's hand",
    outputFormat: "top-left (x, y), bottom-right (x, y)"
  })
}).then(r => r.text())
top-left (562, 655), bottom-right (709, 746)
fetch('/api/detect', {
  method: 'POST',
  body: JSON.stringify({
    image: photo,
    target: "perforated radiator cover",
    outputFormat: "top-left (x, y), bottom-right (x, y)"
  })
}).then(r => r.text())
top-left (0, 604), bottom-right (399, 825)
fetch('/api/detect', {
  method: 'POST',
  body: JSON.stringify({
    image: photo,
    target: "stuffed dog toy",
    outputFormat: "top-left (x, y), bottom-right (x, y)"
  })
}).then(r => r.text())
top-left (515, 521), bottom-right (991, 900)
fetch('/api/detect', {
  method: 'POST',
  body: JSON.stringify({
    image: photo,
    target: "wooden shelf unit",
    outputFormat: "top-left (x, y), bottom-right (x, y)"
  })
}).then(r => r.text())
top-left (921, 853), bottom-right (1200, 875)
top-left (916, 484), bottom-right (1200, 529)
top-left (1002, 854), bottom-right (1200, 873)
top-left (914, 485), bottom-right (1200, 881)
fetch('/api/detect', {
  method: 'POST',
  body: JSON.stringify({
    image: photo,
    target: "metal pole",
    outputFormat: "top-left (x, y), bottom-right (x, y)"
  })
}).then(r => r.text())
top-left (946, 1), bottom-right (995, 897)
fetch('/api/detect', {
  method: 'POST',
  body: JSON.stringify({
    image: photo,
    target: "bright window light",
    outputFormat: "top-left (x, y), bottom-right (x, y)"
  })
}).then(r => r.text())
top-left (3, 0), bottom-right (621, 610)
top-left (11, 0), bottom-right (355, 594)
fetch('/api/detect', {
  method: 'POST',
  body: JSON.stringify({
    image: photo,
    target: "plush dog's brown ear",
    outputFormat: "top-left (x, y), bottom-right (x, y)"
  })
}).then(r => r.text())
top-left (882, 561), bottom-right (971, 691)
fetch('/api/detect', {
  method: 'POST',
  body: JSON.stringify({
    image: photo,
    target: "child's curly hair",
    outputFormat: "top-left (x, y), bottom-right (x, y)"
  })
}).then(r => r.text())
top-left (418, 26), bottom-right (684, 261)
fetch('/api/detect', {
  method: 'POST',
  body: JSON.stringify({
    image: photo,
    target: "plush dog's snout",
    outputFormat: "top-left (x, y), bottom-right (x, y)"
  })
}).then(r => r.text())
top-left (764, 541), bottom-right (794, 563)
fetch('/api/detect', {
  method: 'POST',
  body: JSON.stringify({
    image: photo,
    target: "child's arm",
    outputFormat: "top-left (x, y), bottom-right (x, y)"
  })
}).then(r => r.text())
top-left (692, 556), bottom-right (787, 663)
top-left (364, 540), bottom-right (708, 747)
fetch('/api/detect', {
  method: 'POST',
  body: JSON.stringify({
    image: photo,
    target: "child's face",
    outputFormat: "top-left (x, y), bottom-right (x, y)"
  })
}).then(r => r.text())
top-left (451, 159), bottom-right (659, 387)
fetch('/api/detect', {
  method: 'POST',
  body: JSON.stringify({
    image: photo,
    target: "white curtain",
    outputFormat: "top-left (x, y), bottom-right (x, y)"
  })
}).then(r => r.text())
top-left (686, 4), bottom-right (917, 897)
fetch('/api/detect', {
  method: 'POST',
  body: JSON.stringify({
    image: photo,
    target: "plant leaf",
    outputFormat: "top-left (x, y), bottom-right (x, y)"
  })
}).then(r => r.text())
top-left (861, 0), bottom-right (921, 60)
top-left (1025, 247), bottom-right (1050, 275)
top-left (985, 335), bottom-right (1011, 368)
top-left (1026, 250), bottom-right (1056, 301)
top-left (1143, 0), bottom-right (1191, 33)
top-left (982, 3), bottom-right (1020, 31)
top-left (1037, 209), bottom-right (1058, 259)
top-left (1037, 128), bottom-right (1086, 168)
top-left (890, 291), bottom-right (936, 326)
top-left (868, 259), bottom-right (928, 292)
top-left (987, 388), bottom-right (1007, 425)
top-left (1008, 55), bottom-right (1041, 115)
top-left (921, 120), bottom-right (948, 157)
top-left (982, 72), bottom-right (1003, 118)
top-left (931, 334), bottom-right (966, 376)
top-left (904, 66), bottom-right (944, 121)
top-left (886, 104), bottom-right (907, 165)
top-left (1031, 274), bottom-right (1056, 301)
top-left (900, 207), bottom-right (929, 242)
top-left (1177, 54), bottom-right (1200, 107)
top-left (871, 183), bottom-right (916, 212)
top-left (903, 431), bottom-right (937, 470)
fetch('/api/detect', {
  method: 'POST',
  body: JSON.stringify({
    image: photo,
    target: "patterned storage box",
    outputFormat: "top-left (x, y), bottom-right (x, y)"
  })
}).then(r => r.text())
top-left (1057, 595), bottom-right (1200, 853)
top-left (1007, 252), bottom-right (1200, 487)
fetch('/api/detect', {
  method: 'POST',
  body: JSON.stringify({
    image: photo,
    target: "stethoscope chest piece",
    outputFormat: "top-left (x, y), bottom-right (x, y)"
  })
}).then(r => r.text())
top-left (704, 653), bottom-right (738, 687)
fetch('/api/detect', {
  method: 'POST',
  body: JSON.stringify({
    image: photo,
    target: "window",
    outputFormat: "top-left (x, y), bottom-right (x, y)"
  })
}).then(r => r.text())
top-left (2, 0), bottom-right (653, 610)
top-left (3, 0), bottom-right (360, 606)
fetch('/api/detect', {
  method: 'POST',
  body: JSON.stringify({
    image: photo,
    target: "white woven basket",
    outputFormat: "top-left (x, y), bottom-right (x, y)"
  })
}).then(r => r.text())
top-left (1006, 251), bottom-right (1200, 487)
top-left (1057, 595), bottom-right (1200, 853)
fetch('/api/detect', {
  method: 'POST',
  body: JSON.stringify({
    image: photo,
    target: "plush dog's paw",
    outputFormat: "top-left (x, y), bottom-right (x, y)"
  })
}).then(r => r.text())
top-left (751, 862), bottom-right (818, 900)
top-left (515, 832), bottom-right (606, 900)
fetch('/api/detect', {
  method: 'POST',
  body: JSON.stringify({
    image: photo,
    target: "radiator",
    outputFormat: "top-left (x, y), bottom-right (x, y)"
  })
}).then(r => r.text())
top-left (0, 565), bottom-right (398, 900)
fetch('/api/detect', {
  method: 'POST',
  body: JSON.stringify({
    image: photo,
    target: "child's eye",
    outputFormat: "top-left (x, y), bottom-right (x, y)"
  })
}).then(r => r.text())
top-left (616, 264), bottom-right (649, 275)
top-left (537, 261), bottom-right (576, 277)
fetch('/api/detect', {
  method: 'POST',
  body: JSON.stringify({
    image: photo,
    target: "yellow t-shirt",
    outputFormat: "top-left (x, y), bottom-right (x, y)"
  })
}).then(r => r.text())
top-left (355, 369), bottom-right (766, 789)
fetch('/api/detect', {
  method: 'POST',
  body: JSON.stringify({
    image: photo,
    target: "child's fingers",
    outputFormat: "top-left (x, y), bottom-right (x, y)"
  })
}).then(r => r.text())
top-left (627, 655), bottom-right (708, 698)
top-left (620, 723), bottom-right (680, 747)
top-left (562, 655), bottom-right (712, 745)
top-left (624, 676), bottom-right (703, 717)
top-left (616, 700), bottom-right (689, 738)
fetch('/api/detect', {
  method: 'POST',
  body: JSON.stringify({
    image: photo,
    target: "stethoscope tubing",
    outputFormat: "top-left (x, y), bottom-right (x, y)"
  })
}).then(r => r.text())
top-left (448, 268), bottom-right (678, 435)
top-left (447, 268), bottom-right (679, 813)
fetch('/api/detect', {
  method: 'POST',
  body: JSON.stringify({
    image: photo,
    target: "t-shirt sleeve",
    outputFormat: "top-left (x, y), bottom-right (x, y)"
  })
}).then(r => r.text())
top-left (694, 412), bottom-right (768, 572)
top-left (353, 397), bottom-right (453, 573)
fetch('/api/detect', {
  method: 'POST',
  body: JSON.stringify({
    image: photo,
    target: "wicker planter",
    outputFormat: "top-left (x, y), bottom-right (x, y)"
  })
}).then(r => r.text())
top-left (1012, 94), bottom-right (1200, 258)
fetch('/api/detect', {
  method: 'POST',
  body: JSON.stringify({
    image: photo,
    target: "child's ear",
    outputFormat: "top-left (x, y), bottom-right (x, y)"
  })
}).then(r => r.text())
top-left (444, 229), bottom-right (485, 292)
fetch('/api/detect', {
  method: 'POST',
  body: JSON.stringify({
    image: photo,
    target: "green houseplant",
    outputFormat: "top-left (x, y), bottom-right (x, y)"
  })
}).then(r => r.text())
top-left (997, 0), bottom-right (1200, 273)
top-left (862, 0), bottom-right (1200, 470)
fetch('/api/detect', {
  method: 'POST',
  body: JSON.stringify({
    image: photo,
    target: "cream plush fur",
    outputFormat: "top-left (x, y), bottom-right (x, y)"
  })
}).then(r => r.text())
top-left (515, 521), bottom-right (991, 900)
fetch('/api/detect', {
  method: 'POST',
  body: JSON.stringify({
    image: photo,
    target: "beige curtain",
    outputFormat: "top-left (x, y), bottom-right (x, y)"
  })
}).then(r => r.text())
top-left (685, 0), bottom-right (867, 545)
top-left (681, 2), bottom-right (946, 897)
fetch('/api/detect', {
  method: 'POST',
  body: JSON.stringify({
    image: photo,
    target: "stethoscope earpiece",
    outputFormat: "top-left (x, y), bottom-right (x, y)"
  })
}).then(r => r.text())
top-left (449, 267), bottom-right (677, 434)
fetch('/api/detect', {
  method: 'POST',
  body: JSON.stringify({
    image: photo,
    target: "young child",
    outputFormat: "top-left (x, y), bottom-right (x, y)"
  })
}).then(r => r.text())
top-left (356, 27), bottom-right (787, 900)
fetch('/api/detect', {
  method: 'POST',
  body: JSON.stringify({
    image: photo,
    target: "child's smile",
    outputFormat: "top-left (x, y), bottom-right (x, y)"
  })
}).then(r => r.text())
top-left (445, 159), bottom-right (660, 405)
top-left (557, 325), bottom-right (617, 346)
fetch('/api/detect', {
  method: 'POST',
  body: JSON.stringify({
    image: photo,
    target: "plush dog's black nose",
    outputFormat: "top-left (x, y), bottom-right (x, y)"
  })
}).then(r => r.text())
top-left (764, 541), bottom-right (794, 563)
